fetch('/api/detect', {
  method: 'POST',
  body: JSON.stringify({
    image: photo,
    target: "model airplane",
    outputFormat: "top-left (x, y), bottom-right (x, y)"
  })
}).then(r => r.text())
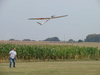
top-left (28, 15), bottom-right (68, 25)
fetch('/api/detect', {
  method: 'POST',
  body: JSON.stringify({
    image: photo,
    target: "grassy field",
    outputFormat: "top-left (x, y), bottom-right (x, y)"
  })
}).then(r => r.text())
top-left (1, 41), bottom-right (100, 49)
top-left (1, 41), bottom-right (100, 75)
top-left (0, 61), bottom-right (100, 75)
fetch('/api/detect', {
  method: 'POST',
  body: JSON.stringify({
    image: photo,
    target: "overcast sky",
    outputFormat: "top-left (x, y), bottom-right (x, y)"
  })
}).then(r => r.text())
top-left (0, 0), bottom-right (100, 41)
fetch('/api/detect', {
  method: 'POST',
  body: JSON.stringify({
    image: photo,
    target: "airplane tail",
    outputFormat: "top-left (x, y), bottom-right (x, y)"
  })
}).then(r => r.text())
top-left (37, 19), bottom-right (49, 25)
top-left (37, 22), bottom-right (43, 25)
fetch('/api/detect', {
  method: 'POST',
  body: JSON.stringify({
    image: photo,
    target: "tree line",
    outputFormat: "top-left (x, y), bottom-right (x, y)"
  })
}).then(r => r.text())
top-left (9, 37), bottom-right (60, 41)
top-left (8, 34), bottom-right (100, 42)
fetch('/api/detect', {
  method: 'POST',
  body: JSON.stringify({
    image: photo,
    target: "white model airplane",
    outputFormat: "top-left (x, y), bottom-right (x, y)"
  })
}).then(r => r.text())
top-left (28, 15), bottom-right (68, 25)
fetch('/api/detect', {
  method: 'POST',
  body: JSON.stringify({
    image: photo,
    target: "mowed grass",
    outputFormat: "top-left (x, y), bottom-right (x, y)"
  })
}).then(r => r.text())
top-left (0, 61), bottom-right (100, 75)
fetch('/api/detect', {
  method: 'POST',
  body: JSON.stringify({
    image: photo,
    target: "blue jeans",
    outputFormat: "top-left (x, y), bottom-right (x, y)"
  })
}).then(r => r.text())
top-left (9, 58), bottom-right (16, 68)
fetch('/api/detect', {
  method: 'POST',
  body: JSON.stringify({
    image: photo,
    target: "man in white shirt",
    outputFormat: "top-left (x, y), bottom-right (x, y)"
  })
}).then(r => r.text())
top-left (9, 48), bottom-right (17, 68)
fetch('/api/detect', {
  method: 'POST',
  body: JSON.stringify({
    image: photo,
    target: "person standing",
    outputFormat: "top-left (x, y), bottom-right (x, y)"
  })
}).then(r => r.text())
top-left (9, 48), bottom-right (17, 68)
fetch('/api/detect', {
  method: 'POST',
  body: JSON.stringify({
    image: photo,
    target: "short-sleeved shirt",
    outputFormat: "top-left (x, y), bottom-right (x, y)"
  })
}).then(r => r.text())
top-left (9, 50), bottom-right (17, 59)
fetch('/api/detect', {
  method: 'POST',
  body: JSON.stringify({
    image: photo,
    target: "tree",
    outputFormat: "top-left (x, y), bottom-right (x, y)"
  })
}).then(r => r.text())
top-left (22, 39), bottom-right (31, 41)
top-left (68, 39), bottom-right (75, 42)
top-left (85, 34), bottom-right (100, 42)
top-left (9, 38), bottom-right (15, 41)
top-left (44, 37), bottom-right (60, 41)
top-left (78, 39), bottom-right (83, 42)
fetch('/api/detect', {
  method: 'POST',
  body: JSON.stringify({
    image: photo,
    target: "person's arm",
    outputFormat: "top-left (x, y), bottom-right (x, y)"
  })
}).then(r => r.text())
top-left (8, 51), bottom-right (11, 58)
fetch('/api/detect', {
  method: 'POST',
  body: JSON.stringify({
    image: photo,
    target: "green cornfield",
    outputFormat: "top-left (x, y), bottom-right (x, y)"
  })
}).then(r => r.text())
top-left (0, 43), bottom-right (100, 61)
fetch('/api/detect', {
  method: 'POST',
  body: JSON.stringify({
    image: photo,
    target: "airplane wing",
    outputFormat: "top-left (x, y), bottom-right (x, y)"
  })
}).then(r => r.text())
top-left (28, 15), bottom-right (68, 20)
top-left (28, 15), bottom-right (68, 25)
top-left (28, 17), bottom-right (50, 20)
top-left (51, 15), bottom-right (68, 19)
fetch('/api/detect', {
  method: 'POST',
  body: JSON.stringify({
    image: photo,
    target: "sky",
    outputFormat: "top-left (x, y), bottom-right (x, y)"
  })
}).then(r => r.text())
top-left (0, 0), bottom-right (100, 41)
